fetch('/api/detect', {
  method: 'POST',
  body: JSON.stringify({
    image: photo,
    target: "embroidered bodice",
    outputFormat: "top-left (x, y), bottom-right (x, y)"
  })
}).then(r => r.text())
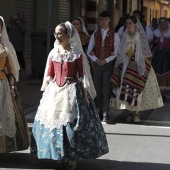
top-left (154, 28), bottom-right (170, 49)
top-left (154, 36), bottom-right (170, 49)
top-left (47, 51), bottom-right (83, 87)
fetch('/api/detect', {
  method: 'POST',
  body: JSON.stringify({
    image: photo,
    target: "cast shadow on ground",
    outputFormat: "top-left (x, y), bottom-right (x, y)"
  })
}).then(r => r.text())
top-left (108, 97), bottom-right (170, 127)
top-left (0, 153), bottom-right (170, 170)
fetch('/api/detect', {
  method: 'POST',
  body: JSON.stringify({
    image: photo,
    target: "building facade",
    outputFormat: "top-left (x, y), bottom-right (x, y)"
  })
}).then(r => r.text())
top-left (142, 0), bottom-right (170, 25)
top-left (0, 0), bottom-right (170, 76)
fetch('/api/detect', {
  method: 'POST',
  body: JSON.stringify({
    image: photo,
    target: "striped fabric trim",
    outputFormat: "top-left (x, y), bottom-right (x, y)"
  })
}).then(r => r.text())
top-left (123, 56), bottom-right (151, 91)
top-left (111, 63), bottom-right (123, 86)
top-left (111, 56), bottom-right (152, 106)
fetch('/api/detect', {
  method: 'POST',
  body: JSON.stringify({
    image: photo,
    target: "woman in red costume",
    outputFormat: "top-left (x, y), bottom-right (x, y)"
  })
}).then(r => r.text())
top-left (31, 21), bottom-right (108, 169)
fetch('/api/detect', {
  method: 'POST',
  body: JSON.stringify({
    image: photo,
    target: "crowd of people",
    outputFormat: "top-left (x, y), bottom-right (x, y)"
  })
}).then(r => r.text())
top-left (0, 8), bottom-right (169, 170)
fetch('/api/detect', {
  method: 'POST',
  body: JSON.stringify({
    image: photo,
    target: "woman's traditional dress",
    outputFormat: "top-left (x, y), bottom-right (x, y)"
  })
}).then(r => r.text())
top-left (152, 27), bottom-right (170, 92)
top-left (110, 32), bottom-right (163, 111)
top-left (31, 48), bottom-right (108, 161)
top-left (0, 44), bottom-right (29, 153)
top-left (79, 31), bottom-right (90, 50)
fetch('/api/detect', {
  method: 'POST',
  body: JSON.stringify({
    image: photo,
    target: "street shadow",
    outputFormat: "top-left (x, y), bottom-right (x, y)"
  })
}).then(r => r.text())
top-left (108, 92), bottom-right (170, 127)
top-left (0, 154), bottom-right (170, 170)
top-left (108, 109), bottom-right (153, 125)
top-left (0, 153), bottom-right (62, 169)
top-left (108, 99), bottom-right (170, 127)
top-left (77, 159), bottom-right (170, 170)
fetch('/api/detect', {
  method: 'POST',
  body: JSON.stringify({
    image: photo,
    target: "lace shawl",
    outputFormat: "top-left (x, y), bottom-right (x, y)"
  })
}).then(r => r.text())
top-left (0, 16), bottom-right (20, 82)
top-left (115, 18), bottom-right (152, 75)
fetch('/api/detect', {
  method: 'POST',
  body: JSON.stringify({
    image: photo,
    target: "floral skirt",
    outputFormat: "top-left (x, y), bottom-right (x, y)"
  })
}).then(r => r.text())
top-left (0, 80), bottom-right (30, 153)
top-left (31, 82), bottom-right (108, 161)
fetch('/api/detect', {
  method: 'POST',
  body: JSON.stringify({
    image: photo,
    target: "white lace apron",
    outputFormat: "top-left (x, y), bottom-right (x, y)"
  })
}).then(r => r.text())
top-left (35, 81), bottom-right (78, 130)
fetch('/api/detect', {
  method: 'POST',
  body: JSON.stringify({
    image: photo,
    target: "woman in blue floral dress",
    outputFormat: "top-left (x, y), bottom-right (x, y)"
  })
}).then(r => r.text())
top-left (31, 21), bottom-right (108, 169)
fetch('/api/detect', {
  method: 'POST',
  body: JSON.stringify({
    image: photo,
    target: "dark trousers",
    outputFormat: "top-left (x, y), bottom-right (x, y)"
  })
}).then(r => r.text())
top-left (16, 51), bottom-right (25, 69)
top-left (93, 61), bottom-right (114, 117)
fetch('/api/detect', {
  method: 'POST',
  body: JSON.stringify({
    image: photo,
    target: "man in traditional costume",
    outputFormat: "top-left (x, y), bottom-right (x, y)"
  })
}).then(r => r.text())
top-left (87, 11), bottom-right (120, 122)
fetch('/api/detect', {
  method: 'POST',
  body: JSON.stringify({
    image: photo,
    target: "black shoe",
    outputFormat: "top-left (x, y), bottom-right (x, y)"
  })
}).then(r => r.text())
top-left (102, 116), bottom-right (109, 122)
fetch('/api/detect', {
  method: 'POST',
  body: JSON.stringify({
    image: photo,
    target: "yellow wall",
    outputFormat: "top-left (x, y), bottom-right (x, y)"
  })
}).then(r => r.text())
top-left (155, 1), bottom-right (161, 18)
top-left (112, 0), bottom-right (170, 27)
top-left (161, 4), bottom-right (170, 17)
top-left (143, 0), bottom-right (162, 25)
top-left (143, 0), bottom-right (170, 24)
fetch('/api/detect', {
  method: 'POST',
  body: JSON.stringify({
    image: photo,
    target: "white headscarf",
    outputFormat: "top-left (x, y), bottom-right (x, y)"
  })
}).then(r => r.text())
top-left (115, 17), bottom-right (152, 75)
top-left (0, 16), bottom-right (20, 81)
top-left (76, 17), bottom-right (89, 36)
top-left (154, 18), bottom-right (170, 38)
top-left (41, 21), bottom-right (96, 99)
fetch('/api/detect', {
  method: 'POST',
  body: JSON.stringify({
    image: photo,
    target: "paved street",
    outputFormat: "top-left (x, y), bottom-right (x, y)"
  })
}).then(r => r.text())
top-left (0, 70), bottom-right (170, 170)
